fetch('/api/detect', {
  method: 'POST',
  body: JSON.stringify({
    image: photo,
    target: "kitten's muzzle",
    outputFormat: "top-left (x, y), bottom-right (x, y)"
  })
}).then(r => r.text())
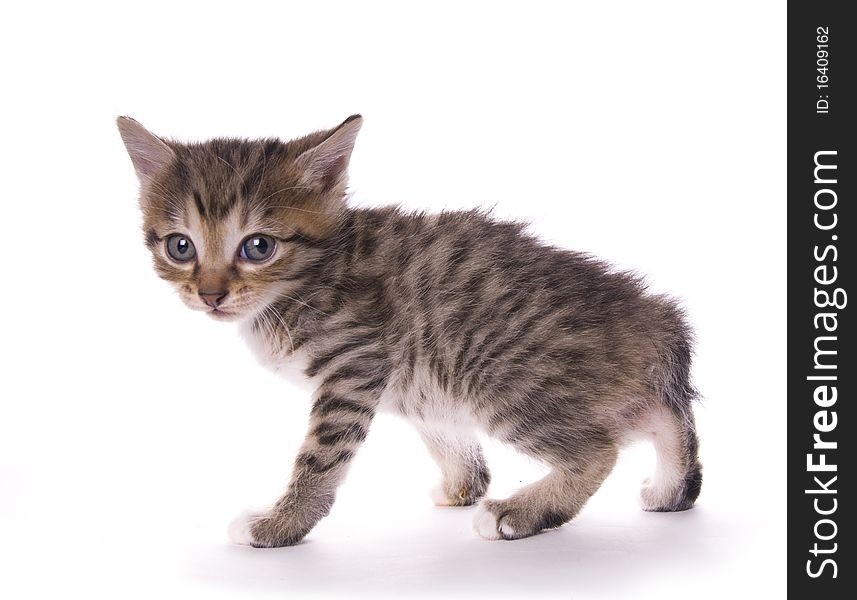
top-left (199, 289), bottom-right (229, 308)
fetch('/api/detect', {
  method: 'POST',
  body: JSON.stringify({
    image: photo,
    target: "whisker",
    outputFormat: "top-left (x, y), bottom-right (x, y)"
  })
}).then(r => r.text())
top-left (212, 152), bottom-right (249, 196)
top-left (278, 292), bottom-right (329, 317)
top-left (264, 205), bottom-right (345, 216)
top-left (265, 306), bottom-right (295, 353)
top-left (256, 186), bottom-right (314, 204)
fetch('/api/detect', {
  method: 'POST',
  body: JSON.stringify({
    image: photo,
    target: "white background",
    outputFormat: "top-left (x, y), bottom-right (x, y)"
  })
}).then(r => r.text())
top-left (0, 2), bottom-right (785, 598)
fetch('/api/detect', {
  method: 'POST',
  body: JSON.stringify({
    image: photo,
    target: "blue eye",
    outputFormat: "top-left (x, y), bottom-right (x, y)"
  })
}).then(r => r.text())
top-left (165, 235), bottom-right (196, 262)
top-left (240, 235), bottom-right (276, 261)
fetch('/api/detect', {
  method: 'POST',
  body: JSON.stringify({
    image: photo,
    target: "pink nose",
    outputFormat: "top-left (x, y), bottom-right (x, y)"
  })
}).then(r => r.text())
top-left (198, 290), bottom-right (228, 308)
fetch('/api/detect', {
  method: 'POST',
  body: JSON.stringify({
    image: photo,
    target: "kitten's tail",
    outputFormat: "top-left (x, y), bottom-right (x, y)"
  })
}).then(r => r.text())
top-left (644, 325), bottom-right (703, 512)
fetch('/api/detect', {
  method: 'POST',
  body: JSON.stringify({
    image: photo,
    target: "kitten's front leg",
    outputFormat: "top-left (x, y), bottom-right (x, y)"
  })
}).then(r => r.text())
top-left (229, 384), bottom-right (380, 548)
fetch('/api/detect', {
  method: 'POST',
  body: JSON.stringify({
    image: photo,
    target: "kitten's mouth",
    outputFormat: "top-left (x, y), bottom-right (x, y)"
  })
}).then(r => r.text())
top-left (207, 307), bottom-right (241, 321)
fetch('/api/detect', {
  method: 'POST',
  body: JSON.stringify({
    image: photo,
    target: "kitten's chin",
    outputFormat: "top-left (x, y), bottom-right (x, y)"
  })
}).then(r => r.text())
top-left (206, 308), bottom-right (244, 322)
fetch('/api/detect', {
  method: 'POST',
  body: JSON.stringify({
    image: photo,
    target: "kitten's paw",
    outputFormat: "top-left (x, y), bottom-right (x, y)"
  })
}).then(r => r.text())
top-left (430, 483), bottom-right (481, 507)
top-left (227, 509), bottom-right (307, 548)
top-left (640, 477), bottom-right (693, 512)
top-left (430, 483), bottom-right (458, 506)
top-left (228, 510), bottom-right (265, 546)
top-left (430, 480), bottom-right (485, 507)
top-left (432, 465), bottom-right (491, 506)
top-left (474, 499), bottom-right (566, 540)
top-left (639, 477), bottom-right (659, 511)
top-left (473, 503), bottom-right (504, 540)
top-left (473, 501), bottom-right (520, 540)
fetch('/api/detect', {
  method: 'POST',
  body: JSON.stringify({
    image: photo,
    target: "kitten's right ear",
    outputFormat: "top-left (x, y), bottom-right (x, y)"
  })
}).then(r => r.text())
top-left (116, 116), bottom-right (175, 181)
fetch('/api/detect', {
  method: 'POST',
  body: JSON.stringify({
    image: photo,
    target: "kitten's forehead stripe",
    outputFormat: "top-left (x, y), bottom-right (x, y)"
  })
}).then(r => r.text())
top-left (192, 189), bottom-right (206, 219)
top-left (226, 191), bottom-right (238, 217)
top-left (239, 199), bottom-right (250, 230)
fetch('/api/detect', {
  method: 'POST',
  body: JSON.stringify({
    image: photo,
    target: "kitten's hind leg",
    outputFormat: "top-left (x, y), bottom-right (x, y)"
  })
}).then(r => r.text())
top-left (641, 333), bottom-right (703, 511)
top-left (638, 405), bottom-right (702, 512)
top-left (474, 445), bottom-right (618, 540)
top-left (419, 428), bottom-right (490, 506)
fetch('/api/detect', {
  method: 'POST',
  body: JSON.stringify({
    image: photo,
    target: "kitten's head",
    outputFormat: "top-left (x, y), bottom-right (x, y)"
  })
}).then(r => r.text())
top-left (117, 115), bottom-right (362, 321)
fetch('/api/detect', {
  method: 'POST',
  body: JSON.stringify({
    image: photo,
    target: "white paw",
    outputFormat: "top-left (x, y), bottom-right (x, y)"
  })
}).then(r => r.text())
top-left (430, 484), bottom-right (455, 506)
top-left (473, 504), bottom-right (503, 540)
top-left (640, 477), bottom-right (676, 511)
top-left (499, 520), bottom-right (515, 537)
top-left (228, 509), bottom-right (262, 546)
top-left (639, 478), bottom-right (657, 510)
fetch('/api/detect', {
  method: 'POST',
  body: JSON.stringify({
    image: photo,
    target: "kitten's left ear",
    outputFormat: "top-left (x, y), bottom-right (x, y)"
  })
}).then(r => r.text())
top-left (295, 114), bottom-right (363, 193)
top-left (116, 116), bottom-right (176, 181)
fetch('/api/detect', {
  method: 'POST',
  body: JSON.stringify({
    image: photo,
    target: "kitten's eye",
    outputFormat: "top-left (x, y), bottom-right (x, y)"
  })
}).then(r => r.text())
top-left (240, 235), bottom-right (276, 261)
top-left (165, 235), bottom-right (197, 262)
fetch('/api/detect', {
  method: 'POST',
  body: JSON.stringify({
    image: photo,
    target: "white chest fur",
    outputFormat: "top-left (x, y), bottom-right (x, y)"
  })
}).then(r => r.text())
top-left (238, 320), bottom-right (478, 433)
top-left (238, 319), bottom-right (318, 396)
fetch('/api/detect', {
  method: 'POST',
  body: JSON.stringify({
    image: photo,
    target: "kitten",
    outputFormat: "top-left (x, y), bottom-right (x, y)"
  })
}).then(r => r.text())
top-left (117, 115), bottom-right (702, 546)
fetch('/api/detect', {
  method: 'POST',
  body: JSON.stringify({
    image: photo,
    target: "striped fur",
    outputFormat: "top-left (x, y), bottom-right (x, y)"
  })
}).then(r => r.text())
top-left (118, 115), bottom-right (702, 546)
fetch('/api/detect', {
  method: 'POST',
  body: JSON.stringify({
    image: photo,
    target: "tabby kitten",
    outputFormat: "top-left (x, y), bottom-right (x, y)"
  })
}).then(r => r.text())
top-left (117, 115), bottom-right (702, 546)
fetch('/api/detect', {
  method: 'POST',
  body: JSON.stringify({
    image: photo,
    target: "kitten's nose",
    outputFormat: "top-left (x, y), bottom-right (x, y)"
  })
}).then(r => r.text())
top-left (198, 290), bottom-right (228, 308)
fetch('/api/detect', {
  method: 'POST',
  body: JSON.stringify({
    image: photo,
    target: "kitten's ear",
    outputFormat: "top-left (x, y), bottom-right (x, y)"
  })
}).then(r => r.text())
top-left (116, 116), bottom-right (176, 181)
top-left (295, 115), bottom-right (363, 192)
